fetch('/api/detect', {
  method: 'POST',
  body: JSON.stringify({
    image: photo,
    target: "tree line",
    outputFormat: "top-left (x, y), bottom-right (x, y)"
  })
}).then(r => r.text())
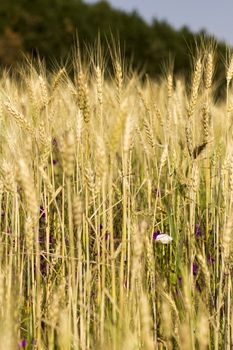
top-left (0, 0), bottom-right (229, 90)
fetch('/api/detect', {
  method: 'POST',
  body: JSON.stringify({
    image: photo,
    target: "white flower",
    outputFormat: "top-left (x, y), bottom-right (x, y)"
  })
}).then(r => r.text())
top-left (155, 233), bottom-right (173, 244)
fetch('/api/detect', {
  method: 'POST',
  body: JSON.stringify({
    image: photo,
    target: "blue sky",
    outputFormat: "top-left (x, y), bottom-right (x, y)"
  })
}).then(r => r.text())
top-left (85, 0), bottom-right (233, 45)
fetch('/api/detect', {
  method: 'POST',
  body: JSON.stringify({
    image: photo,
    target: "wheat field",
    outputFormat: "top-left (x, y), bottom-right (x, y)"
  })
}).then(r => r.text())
top-left (0, 45), bottom-right (233, 350)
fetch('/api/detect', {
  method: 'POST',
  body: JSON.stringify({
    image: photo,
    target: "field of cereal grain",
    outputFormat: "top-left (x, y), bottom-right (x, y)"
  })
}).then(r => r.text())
top-left (0, 45), bottom-right (233, 349)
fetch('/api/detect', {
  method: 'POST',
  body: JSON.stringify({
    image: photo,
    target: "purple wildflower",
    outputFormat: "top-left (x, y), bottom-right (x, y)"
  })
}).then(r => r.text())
top-left (192, 263), bottom-right (199, 276)
top-left (52, 159), bottom-right (58, 165)
top-left (207, 255), bottom-right (215, 265)
top-left (178, 276), bottom-right (182, 286)
top-left (153, 230), bottom-right (161, 240)
top-left (195, 281), bottom-right (201, 292)
top-left (105, 232), bottom-right (110, 240)
top-left (18, 339), bottom-right (27, 348)
top-left (194, 224), bottom-right (203, 238)
top-left (40, 260), bottom-right (47, 275)
top-left (40, 206), bottom-right (46, 219)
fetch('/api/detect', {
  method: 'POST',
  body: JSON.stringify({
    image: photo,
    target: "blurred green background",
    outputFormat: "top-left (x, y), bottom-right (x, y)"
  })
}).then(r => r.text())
top-left (0, 0), bottom-right (229, 85)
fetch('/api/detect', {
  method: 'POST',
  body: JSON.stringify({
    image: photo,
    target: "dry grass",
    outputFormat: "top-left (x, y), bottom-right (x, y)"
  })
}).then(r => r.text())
top-left (0, 45), bottom-right (233, 350)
